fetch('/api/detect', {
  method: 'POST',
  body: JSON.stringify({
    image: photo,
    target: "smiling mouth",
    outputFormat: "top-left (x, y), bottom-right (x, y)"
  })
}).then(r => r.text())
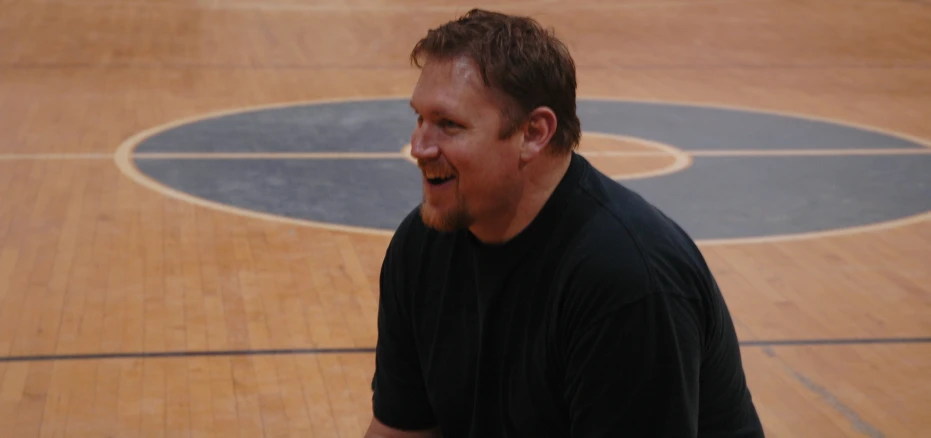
top-left (426, 175), bottom-right (456, 186)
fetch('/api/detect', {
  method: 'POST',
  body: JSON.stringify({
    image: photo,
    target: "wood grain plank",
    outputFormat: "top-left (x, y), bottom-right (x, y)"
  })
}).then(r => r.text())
top-left (0, 0), bottom-right (928, 436)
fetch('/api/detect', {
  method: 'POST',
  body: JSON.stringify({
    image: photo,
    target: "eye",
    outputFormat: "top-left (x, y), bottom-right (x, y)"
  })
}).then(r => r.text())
top-left (439, 119), bottom-right (462, 130)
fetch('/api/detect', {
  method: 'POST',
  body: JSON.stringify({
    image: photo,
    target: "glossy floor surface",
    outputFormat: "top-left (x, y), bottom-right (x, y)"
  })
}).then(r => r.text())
top-left (1, 0), bottom-right (930, 436)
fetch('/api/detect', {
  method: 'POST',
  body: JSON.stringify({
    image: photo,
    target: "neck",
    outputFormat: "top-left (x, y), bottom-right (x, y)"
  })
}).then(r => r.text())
top-left (469, 153), bottom-right (572, 245)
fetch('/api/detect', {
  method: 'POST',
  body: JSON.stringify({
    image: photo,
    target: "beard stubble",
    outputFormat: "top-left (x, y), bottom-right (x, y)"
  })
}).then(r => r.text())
top-left (418, 158), bottom-right (473, 232)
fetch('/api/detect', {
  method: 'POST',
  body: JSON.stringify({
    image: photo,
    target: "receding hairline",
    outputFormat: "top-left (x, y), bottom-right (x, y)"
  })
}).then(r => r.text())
top-left (407, 9), bottom-right (581, 151)
top-left (411, 53), bottom-right (531, 133)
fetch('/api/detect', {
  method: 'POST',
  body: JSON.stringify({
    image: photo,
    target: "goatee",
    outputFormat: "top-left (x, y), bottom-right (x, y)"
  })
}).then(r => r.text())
top-left (419, 200), bottom-right (472, 232)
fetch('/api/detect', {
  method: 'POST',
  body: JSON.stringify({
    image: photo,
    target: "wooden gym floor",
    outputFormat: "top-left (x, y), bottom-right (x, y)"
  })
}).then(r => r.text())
top-left (1, 0), bottom-right (930, 436)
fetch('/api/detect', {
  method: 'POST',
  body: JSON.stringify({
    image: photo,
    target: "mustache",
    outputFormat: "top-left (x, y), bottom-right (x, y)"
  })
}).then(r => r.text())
top-left (417, 159), bottom-right (455, 174)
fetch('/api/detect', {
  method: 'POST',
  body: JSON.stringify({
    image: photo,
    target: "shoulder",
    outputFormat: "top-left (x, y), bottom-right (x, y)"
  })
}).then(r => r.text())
top-left (553, 159), bottom-right (711, 330)
top-left (574, 158), bottom-right (713, 296)
top-left (551, 207), bottom-right (655, 333)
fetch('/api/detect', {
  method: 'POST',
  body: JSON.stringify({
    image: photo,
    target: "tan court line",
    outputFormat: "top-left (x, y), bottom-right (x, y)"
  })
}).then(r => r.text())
top-left (129, 148), bottom-right (929, 159)
top-left (0, 153), bottom-right (113, 160)
top-left (3, 148), bottom-right (930, 161)
top-left (688, 148), bottom-right (931, 157)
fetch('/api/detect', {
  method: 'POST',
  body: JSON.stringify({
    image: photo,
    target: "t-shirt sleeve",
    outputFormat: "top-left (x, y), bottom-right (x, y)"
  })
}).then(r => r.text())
top-left (562, 291), bottom-right (703, 437)
top-left (370, 217), bottom-right (438, 431)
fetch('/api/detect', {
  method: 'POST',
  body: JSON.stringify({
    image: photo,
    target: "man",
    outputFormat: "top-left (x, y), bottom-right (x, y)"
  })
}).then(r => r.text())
top-left (365, 9), bottom-right (764, 438)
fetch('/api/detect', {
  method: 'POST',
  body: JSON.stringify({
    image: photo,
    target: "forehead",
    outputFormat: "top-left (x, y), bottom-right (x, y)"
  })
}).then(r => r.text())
top-left (410, 55), bottom-right (498, 115)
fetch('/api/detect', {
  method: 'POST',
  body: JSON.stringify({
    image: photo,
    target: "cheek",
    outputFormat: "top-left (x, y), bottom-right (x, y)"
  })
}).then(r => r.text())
top-left (448, 134), bottom-right (520, 191)
top-left (458, 156), bottom-right (516, 195)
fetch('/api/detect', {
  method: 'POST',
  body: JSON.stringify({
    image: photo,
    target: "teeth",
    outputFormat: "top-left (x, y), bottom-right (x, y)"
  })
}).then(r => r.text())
top-left (426, 173), bottom-right (454, 180)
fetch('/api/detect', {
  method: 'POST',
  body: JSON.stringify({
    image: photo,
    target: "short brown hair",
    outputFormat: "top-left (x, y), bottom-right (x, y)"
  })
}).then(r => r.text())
top-left (410, 9), bottom-right (581, 155)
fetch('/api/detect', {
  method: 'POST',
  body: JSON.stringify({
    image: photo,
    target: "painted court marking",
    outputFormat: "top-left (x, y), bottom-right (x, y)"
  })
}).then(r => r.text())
top-left (4, 95), bottom-right (929, 245)
top-left (1, 337), bottom-right (929, 363)
top-left (5, 147), bottom-right (929, 161)
top-left (104, 96), bottom-right (931, 244)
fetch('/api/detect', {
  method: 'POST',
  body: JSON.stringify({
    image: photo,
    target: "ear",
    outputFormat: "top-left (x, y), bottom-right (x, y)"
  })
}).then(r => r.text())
top-left (519, 107), bottom-right (558, 162)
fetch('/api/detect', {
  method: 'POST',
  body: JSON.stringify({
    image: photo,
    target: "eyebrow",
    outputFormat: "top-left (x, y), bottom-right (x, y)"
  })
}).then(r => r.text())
top-left (411, 101), bottom-right (458, 120)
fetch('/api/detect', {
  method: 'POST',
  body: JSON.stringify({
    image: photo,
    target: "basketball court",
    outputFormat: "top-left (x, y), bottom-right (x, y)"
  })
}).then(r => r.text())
top-left (1, 0), bottom-right (929, 436)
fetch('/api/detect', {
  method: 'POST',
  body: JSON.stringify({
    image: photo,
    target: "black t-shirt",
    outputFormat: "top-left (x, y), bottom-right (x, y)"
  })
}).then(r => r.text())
top-left (371, 153), bottom-right (764, 437)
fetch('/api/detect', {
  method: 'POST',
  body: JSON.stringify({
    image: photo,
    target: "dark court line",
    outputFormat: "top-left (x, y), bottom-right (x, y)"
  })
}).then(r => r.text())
top-left (1, 337), bottom-right (929, 363)
top-left (0, 347), bottom-right (376, 363)
top-left (739, 337), bottom-right (931, 347)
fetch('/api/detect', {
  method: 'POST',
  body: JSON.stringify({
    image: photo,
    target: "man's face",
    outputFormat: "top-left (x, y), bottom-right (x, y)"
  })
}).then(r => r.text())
top-left (408, 55), bottom-right (525, 233)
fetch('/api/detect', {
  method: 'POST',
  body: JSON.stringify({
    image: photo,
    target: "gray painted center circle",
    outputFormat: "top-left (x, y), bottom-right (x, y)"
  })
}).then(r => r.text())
top-left (132, 98), bottom-right (931, 240)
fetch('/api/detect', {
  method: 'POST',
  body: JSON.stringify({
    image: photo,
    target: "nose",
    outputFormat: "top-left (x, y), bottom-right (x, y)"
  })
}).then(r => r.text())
top-left (409, 123), bottom-right (439, 161)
